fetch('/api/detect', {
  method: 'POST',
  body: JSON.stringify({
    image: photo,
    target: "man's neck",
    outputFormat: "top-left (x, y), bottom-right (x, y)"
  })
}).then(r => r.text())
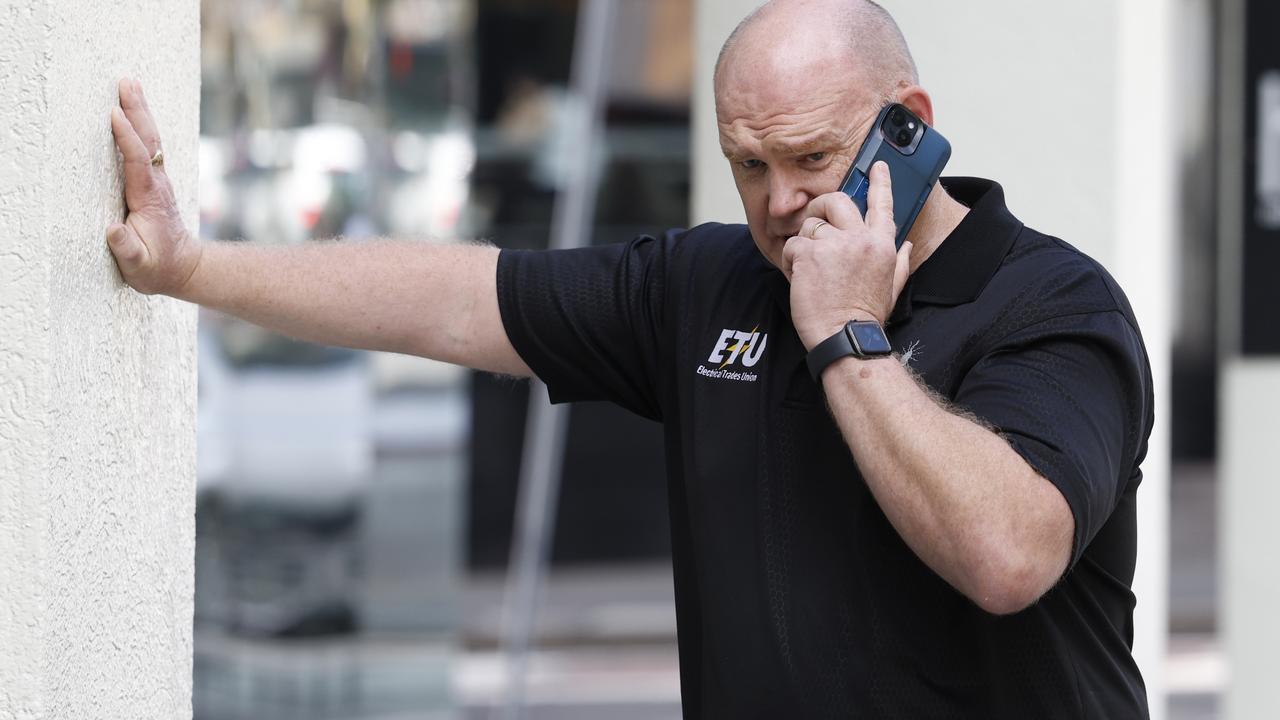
top-left (903, 183), bottom-right (970, 273)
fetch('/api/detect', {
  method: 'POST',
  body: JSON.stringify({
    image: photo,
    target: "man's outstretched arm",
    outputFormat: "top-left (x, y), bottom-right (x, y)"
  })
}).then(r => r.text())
top-left (106, 77), bottom-right (531, 377)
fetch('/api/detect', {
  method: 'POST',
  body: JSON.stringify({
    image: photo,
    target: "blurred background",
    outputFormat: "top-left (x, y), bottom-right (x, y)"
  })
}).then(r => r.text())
top-left (188, 0), bottom-right (1263, 719)
top-left (194, 1), bottom-right (684, 718)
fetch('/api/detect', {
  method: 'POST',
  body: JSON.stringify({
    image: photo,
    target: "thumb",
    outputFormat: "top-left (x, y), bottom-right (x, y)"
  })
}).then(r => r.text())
top-left (891, 240), bottom-right (913, 306)
top-left (106, 223), bottom-right (149, 276)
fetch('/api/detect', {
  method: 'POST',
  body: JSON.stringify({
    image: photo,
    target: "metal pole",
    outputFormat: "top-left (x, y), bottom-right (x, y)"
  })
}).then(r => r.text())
top-left (495, 1), bottom-right (618, 718)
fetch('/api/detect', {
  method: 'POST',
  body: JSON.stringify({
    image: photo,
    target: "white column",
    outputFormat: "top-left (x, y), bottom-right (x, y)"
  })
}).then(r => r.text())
top-left (692, 0), bottom-right (753, 235)
top-left (1218, 0), bottom-right (1280, 716)
top-left (1220, 363), bottom-right (1280, 718)
top-left (0, 1), bottom-right (200, 718)
top-left (693, 2), bottom-right (1174, 717)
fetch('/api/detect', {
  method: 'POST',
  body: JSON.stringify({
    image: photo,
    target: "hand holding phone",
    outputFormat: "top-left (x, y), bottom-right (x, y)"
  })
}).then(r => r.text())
top-left (839, 103), bottom-right (951, 247)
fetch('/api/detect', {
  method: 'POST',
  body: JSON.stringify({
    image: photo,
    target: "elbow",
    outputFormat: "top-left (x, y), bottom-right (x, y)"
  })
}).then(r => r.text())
top-left (965, 475), bottom-right (1075, 616)
top-left (967, 547), bottom-right (1059, 616)
top-left (971, 579), bottom-right (1040, 617)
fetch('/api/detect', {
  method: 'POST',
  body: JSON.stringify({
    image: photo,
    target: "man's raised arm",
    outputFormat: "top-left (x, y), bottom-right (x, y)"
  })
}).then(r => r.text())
top-left (106, 77), bottom-right (531, 378)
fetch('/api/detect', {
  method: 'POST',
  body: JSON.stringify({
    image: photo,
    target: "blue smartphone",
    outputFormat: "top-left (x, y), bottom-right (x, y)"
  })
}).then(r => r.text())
top-left (839, 103), bottom-right (951, 247)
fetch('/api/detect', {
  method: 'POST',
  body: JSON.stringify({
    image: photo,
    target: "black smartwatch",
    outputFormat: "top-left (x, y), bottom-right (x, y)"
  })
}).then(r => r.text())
top-left (806, 320), bottom-right (893, 380)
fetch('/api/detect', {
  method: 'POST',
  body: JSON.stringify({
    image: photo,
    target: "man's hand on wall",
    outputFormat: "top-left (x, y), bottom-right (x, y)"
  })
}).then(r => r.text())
top-left (106, 77), bottom-right (202, 297)
top-left (780, 162), bottom-right (911, 350)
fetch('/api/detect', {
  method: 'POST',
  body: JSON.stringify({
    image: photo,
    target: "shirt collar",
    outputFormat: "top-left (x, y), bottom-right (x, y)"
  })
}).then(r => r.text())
top-left (889, 177), bottom-right (1022, 324)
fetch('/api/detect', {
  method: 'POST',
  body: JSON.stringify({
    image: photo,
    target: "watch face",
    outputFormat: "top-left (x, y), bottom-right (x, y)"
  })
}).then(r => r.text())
top-left (849, 322), bottom-right (892, 355)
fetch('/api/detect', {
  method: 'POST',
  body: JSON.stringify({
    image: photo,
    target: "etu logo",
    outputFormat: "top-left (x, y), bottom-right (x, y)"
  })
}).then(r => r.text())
top-left (707, 326), bottom-right (767, 369)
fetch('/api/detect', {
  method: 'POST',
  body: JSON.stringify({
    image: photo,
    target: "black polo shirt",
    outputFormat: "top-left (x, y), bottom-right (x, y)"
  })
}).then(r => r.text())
top-left (496, 178), bottom-right (1153, 718)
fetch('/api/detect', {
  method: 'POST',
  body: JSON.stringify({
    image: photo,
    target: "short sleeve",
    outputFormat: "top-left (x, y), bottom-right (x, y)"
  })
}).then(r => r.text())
top-left (952, 311), bottom-right (1152, 566)
top-left (495, 231), bottom-right (680, 421)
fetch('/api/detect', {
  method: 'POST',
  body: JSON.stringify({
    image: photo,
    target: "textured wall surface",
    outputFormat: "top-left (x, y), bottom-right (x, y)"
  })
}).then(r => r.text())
top-left (0, 0), bottom-right (199, 718)
top-left (0, 2), bottom-right (55, 717)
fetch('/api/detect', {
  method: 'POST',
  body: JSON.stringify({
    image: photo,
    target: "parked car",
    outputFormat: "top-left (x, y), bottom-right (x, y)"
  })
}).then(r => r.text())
top-left (196, 316), bottom-right (373, 637)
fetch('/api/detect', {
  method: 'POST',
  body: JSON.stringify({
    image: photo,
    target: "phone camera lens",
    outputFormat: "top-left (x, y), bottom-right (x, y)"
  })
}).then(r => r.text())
top-left (890, 108), bottom-right (907, 126)
top-left (895, 128), bottom-right (913, 146)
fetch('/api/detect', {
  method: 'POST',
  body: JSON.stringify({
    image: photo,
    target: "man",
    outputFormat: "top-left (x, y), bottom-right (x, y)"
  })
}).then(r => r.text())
top-left (107, 0), bottom-right (1152, 716)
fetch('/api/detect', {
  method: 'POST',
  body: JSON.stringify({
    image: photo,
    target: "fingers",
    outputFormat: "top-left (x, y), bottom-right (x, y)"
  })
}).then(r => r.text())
top-left (865, 161), bottom-right (897, 242)
top-left (800, 192), bottom-right (861, 231)
top-left (118, 78), bottom-right (164, 161)
top-left (106, 222), bottom-right (150, 277)
top-left (110, 104), bottom-right (150, 165)
top-left (111, 106), bottom-right (158, 208)
top-left (780, 234), bottom-right (807, 282)
top-left (799, 216), bottom-right (837, 239)
top-left (891, 241), bottom-right (913, 305)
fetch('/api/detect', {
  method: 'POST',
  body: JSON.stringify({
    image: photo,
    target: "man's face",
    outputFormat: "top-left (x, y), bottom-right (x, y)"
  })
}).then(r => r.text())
top-left (717, 72), bottom-right (880, 269)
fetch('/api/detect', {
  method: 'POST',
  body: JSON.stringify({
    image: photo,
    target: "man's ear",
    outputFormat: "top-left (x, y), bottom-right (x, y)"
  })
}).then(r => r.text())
top-left (897, 85), bottom-right (935, 127)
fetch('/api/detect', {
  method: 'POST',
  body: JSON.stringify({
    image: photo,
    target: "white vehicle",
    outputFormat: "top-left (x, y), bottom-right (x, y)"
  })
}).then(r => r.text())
top-left (196, 317), bottom-right (373, 637)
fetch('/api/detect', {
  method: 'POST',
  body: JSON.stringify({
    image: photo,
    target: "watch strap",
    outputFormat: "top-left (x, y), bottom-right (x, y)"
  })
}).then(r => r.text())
top-left (806, 327), bottom-right (855, 380)
top-left (806, 320), bottom-right (891, 380)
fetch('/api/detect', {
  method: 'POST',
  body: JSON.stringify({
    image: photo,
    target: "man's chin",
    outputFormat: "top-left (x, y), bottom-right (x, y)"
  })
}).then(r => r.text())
top-left (750, 233), bottom-right (787, 271)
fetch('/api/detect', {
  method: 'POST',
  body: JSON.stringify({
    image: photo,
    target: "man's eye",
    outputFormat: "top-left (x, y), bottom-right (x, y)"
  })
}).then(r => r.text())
top-left (805, 152), bottom-right (826, 162)
top-left (741, 159), bottom-right (764, 170)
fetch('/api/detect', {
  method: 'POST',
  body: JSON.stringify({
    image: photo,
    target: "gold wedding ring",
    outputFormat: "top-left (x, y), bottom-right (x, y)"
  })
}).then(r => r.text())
top-left (150, 149), bottom-right (164, 167)
top-left (808, 220), bottom-right (829, 238)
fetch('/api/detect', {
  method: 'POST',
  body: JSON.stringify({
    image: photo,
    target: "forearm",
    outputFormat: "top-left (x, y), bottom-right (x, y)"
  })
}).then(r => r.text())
top-left (105, 79), bottom-right (526, 375)
top-left (178, 239), bottom-right (529, 375)
top-left (821, 356), bottom-right (1071, 613)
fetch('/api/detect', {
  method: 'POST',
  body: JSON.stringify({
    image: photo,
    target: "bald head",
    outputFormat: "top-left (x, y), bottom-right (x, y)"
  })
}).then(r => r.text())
top-left (712, 0), bottom-right (930, 271)
top-left (714, 0), bottom-right (918, 107)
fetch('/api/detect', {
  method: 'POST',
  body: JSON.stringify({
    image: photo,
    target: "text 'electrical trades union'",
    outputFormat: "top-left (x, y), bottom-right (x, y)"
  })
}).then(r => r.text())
top-left (697, 326), bottom-right (767, 382)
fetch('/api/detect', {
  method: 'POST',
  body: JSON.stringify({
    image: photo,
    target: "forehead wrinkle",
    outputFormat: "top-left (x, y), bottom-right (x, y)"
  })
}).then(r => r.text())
top-left (763, 128), bottom-right (844, 155)
top-left (721, 122), bottom-right (850, 158)
top-left (720, 98), bottom-right (840, 135)
top-left (717, 73), bottom-right (867, 135)
top-left (720, 73), bottom-right (849, 115)
top-left (720, 104), bottom-right (858, 156)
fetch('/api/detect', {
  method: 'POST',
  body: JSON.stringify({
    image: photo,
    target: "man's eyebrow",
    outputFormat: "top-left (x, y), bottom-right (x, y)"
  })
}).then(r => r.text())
top-left (720, 140), bottom-right (750, 159)
top-left (766, 130), bottom-right (844, 154)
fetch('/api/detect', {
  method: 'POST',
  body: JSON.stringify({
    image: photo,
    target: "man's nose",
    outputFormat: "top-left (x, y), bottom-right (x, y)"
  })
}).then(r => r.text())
top-left (767, 170), bottom-right (811, 220)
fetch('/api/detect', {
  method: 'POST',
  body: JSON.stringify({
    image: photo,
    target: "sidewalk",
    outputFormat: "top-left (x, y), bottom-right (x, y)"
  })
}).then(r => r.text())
top-left (463, 563), bottom-right (677, 649)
